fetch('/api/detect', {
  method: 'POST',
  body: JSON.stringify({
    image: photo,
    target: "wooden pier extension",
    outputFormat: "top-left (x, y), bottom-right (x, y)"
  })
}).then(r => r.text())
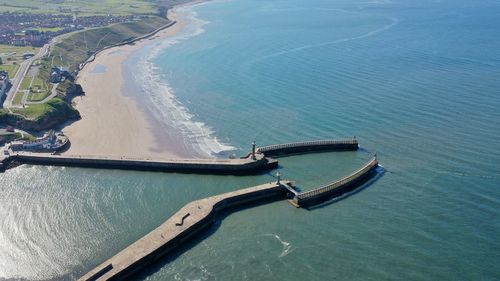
top-left (256, 138), bottom-right (358, 157)
top-left (292, 157), bottom-right (379, 207)
top-left (79, 180), bottom-right (296, 281)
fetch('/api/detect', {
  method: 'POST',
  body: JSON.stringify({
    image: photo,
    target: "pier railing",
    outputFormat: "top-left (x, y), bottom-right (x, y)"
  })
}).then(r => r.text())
top-left (256, 138), bottom-right (358, 156)
top-left (296, 156), bottom-right (378, 201)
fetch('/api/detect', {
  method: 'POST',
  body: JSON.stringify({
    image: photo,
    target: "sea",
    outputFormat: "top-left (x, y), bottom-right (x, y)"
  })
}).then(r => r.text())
top-left (1, 0), bottom-right (499, 280)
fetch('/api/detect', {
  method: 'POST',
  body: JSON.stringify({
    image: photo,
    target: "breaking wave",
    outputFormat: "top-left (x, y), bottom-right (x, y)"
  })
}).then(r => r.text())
top-left (263, 233), bottom-right (296, 258)
top-left (131, 5), bottom-right (236, 157)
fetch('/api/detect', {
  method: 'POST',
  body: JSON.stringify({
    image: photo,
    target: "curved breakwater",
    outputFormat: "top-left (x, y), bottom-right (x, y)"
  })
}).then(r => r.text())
top-left (78, 151), bottom-right (381, 280)
top-left (257, 138), bottom-right (359, 157)
top-left (293, 157), bottom-right (379, 207)
top-left (79, 180), bottom-right (296, 281)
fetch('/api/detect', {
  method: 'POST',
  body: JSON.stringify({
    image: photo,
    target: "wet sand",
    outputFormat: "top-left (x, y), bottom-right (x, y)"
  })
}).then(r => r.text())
top-left (62, 8), bottom-right (194, 159)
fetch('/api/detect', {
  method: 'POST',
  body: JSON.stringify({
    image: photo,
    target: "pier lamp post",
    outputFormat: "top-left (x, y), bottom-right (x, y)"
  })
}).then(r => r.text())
top-left (276, 171), bottom-right (281, 185)
top-left (251, 140), bottom-right (256, 160)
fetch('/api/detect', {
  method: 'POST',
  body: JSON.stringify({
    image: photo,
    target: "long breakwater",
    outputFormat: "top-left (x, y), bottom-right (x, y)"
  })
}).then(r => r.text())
top-left (0, 138), bottom-right (359, 175)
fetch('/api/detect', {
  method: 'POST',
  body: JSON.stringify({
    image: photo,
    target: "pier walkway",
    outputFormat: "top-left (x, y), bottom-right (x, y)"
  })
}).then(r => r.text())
top-left (77, 150), bottom-right (380, 280)
top-left (79, 154), bottom-right (381, 280)
top-left (291, 156), bottom-right (379, 207)
top-left (0, 152), bottom-right (277, 175)
top-left (256, 138), bottom-right (358, 157)
top-left (79, 180), bottom-right (295, 281)
top-left (1, 138), bottom-right (360, 175)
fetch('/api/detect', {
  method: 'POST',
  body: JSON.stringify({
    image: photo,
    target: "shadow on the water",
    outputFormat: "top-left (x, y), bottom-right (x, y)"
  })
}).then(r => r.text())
top-left (303, 166), bottom-right (385, 211)
top-left (265, 148), bottom-right (361, 159)
top-left (357, 146), bottom-right (372, 153)
top-left (131, 195), bottom-right (285, 281)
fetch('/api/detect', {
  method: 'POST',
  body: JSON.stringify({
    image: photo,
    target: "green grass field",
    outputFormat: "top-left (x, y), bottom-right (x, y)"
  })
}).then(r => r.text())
top-left (33, 27), bottom-right (64, 33)
top-left (12, 91), bottom-right (25, 105)
top-left (0, 45), bottom-right (38, 54)
top-left (19, 76), bottom-right (32, 91)
top-left (28, 90), bottom-right (51, 102)
top-left (0, 45), bottom-right (39, 76)
top-left (12, 102), bottom-right (49, 119)
top-left (0, 0), bottom-right (160, 16)
top-left (31, 76), bottom-right (49, 91)
top-left (49, 16), bottom-right (170, 71)
top-left (12, 97), bottom-right (60, 119)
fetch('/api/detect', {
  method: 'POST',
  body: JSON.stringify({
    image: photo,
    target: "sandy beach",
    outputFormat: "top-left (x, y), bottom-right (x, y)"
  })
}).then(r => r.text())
top-left (62, 8), bottom-right (194, 160)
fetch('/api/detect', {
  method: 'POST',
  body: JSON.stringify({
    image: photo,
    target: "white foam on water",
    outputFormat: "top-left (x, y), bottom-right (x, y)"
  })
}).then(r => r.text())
top-left (131, 4), bottom-right (236, 157)
top-left (263, 233), bottom-right (297, 258)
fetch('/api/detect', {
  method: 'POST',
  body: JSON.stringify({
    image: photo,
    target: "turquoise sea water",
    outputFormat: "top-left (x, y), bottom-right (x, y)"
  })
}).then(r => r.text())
top-left (1, 0), bottom-right (500, 280)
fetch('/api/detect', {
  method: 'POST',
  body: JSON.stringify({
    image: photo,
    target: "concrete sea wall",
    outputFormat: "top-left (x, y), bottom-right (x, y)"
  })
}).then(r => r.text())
top-left (1, 153), bottom-right (278, 175)
top-left (79, 181), bottom-right (294, 281)
top-left (294, 157), bottom-right (379, 207)
top-left (257, 138), bottom-right (359, 157)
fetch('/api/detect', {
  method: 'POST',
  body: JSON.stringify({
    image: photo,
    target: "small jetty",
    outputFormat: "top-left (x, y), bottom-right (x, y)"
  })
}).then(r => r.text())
top-left (79, 180), bottom-right (296, 281)
top-left (290, 156), bottom-right (379, 207)
top-left (256, 138), bottom-right (358, 157)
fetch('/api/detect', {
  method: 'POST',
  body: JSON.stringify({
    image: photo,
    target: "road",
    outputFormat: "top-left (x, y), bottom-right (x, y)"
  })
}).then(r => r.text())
top-left (1, 31), bottom-right (73, 109)
top-left (25, 83), bottom-right (59, 105)
top-left (2, 42), bottom-right (51, 108)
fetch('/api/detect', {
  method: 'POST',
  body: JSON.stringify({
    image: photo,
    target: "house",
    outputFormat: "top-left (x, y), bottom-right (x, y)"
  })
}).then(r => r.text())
top-left (23, 52), bottom-right (35, 59)
top-left (50, 66), bottom-right (72, 83)
top-left (9, 131), bottom-right (68, 152)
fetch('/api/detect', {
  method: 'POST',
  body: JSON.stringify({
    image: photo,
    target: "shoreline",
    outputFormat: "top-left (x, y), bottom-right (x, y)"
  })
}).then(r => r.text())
top-left (62, 3), bottom-right (208, 160)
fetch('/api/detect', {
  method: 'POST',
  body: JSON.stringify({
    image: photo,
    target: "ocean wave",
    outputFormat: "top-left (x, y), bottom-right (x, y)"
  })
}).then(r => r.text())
top-left (263, 233), bottom-right (296, 258)
top-left (131, 5), bottom-right (236, 157)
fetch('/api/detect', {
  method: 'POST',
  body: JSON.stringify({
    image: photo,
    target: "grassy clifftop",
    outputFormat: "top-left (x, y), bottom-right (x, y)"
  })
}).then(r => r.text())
top-left (0, 98), bottom-right (80, 131)
top-left (0, 0), bottom-right (160, 16)
top-left (2, 0), bottom-right (190, 132)
top-left (50, 16), bottom-right (171, 72)
top-left (10, 15), bottom-right (171, 131)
